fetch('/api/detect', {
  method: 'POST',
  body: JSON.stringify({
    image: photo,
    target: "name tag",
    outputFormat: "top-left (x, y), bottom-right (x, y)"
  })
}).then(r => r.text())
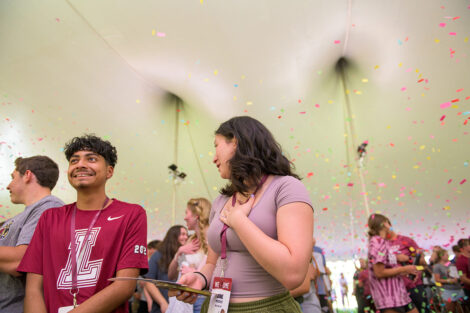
top-left (207, 277), bottom-right (232, 313)
top-left (58, 306), bottom-right (77, 313)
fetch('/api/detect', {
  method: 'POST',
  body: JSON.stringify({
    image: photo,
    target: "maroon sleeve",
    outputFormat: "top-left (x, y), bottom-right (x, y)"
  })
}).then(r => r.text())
top-left (116, 206), bottom-right (149, 273)
top-left (456, 256), bottom-right (469, 278)
top-left (17, 211), bottom-right (46, 274)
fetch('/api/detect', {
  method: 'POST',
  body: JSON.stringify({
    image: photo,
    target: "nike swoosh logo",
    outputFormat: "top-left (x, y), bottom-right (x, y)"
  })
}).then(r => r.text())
top-left (107, 215), bottom-right (123, 221)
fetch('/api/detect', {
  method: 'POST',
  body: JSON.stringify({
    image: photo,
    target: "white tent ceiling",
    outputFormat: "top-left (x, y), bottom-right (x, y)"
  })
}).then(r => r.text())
top-left (1, 0), bottom-right (469, 259)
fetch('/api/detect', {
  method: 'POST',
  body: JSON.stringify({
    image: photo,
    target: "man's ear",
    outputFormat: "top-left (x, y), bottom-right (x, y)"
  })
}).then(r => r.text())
top-left (106, 166), bottom-right (114, 180)
top-left (23, 170), bottom-right (35, 184)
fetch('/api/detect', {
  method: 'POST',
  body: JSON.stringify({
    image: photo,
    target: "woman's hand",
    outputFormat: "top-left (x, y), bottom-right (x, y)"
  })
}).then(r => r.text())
top-left (179, 238), bottom-right (200, 255)
top-left (401, 265), bottom-right (419, 276)
top-left (396, 254), bottom-right (410, 263)
top-left (168, 272), bottom-right (205, 304)
top-left (219, 194), bottom-right (255, 227)
top-left (180, 265), bottom-right (196, 275)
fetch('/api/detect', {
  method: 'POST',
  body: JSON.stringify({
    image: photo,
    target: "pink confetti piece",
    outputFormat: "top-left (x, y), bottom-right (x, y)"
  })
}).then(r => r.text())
top-left (457, 88), bottom-right (463, 92)
top-left (334, 40), bottom-right (341, 44)
top-left (315, 104), bottom-right (320, 108)
top-left (460, 179), bottom-right (467, 185)
top-left (440, 102), bottom-right (451, 109)
top-left (401, 87), bottom-right (407, 91)
top-left (449, 32), bottom-right (457, 36)
top-left (439, 23), bottom-right (446, 27)
top-left (56, 18), bottom-right (61, 22)
top-left (299, 111), bottom-right (306, 114)
top-left (157, 32), bottom-right (166, 37)
top-left (448, 179), bottom-right (452, 184)
top-left (453, 16), bottom-right (460, 20)
top-left (307, 172), bottom-right (314, 178)
top-left (347, 183), bottom-right (354, 187)
top-left (378, 183), bottom-right (386, 187)
top-left (440, 115), bottom-right (446, 121)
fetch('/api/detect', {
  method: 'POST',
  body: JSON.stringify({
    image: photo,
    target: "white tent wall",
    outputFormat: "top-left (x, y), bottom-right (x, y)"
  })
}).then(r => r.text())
top-left (1, 0), bottom-right (469, 259)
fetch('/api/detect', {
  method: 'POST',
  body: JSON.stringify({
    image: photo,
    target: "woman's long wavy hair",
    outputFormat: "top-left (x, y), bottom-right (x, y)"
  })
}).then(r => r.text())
top-left (215, 116), bottom-right (299, 196)
top-left (367, 213), bottom-right (390, 238)
top-left (186, 198), bottom-right (211, 254)
top-left (157, 225), bottom-right (186, 272)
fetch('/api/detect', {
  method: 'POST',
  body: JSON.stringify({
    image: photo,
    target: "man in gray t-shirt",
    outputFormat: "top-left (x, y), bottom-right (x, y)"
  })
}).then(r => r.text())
top-left (0, 156), bottom-right (64, 313)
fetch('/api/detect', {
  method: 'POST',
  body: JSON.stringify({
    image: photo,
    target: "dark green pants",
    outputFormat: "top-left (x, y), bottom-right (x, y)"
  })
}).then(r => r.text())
top-left (201, 291), bottom-right (302, 313)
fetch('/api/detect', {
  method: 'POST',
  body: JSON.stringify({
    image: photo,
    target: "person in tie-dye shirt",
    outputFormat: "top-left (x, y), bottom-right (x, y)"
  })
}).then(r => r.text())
top-left (367, 214), bottom-right (420, 313)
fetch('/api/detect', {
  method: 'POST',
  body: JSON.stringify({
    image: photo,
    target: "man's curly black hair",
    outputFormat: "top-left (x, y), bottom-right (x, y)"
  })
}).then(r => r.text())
top-left (64, 134), bottom-right (118, 167)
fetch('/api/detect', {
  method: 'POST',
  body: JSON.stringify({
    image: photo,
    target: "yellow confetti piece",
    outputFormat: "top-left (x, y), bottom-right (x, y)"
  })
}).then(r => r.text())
top-left (328, 100), bottom-right (334, 104)
top-left (392, 175), bottom-right (396, 179)
top-left (233, 96), bottom-right (237, 100)
top-left (398, 62), bottom-right (403, 67)
top-left (444, 206), bottom-right (450, 210)
top-left (419, 145), bottom-right (426, 150)
top-left (152, 29), bottom-right (156, 36)
top-left (415, 69), bottom-right (419, 73)
top-left (435, 282), bottom-right (442, 287)
top-left (362, 78), bottom-right (368, 83)
top-left (136, 99), bottom-right (141, 103)
top-left (246, 101), bottom-right (253, 106)
top-left (409, 247), bottom-right (415, 252)
top-left (374, 65), bottom-right (380, 69)
top-left (465, 37), bottom-right (468, 43)
top-left (213, 70), bottom-right (218, 75)
top-left (434, 39), bottom-right (440, 43)
top-left (241, 75), bottom-right (246, 80)
top-left (416, 266), bottom-right (424, 271)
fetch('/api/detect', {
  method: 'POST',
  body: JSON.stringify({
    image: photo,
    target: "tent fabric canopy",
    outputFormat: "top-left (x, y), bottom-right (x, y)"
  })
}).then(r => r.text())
top-left (1, 0), bottom-right (469, 259)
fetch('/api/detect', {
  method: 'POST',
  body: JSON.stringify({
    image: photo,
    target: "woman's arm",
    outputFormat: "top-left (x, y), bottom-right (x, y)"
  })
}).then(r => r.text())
top-left (169, 245), bottom-right (218, 303)
top-left (145, 283), bottom-right (168, 313)
top-left (373, 263), bottom-right (418, 279)
top-left (168, 239), bottom-right (200, 280)
top-left (290, 262), bottom-right (314, 297)
top-left (228, 200), bottom-right (313, 290)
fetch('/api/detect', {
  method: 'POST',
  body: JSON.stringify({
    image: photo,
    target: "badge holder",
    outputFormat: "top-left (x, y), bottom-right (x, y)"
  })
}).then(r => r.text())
top-left (207, 258), bottom-right (232, 313)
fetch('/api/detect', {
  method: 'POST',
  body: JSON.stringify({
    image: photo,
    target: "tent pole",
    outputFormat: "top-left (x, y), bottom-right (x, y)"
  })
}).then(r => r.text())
top-left (337, 58), bottom-right (371, 219)
top-left (172, 100), bottom-right (181, 225)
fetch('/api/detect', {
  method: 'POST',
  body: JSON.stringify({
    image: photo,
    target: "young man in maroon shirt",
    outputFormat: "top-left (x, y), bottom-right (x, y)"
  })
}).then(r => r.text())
top-left (455, 239), bottom-right (470, 307)
top-left (18, 135), bottom-right (148, 313)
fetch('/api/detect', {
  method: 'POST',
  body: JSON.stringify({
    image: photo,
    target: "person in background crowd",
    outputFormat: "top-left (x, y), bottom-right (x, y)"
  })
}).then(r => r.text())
top-left (301, 238), bottom-right (322, 313)
top-left (0, 156), bottom-right (64, 313)
top-left (385, 218), bottom-right (429, 313)
top-left (353, 259), bottom-right (366, 313)
top-left (339, 273), bottom-right (349, 307)
top-left (18, 135), bottom-right (149, 313)
top-left (133, 240), bottom-right (162, 313)
top-left (455, 239), bottom-right (470, 308)
top-left (314, 245), bottom-right (333, 313)
top-left (432, 247), bottom-right (465, 313)
top-left (357, 259), bottom-right (375, 313)
top-left (145, 225), bottom-right (188, 313)
top-left (167, 198), bottom-right (211, 313)
top-left (450, 245), bottom-right (460, 265)
top-left (171, 116), bottom-right (314, 313)
top-left (367, 213), bottom-right (420, 313)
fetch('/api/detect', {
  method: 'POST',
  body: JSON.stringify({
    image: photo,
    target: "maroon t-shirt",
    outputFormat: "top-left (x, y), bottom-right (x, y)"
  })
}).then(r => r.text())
top-left (456, 254), bottom-right (470, 290)
top-left (18, 200), bottom-right (149, 313)
top-left (389, 234), bottom-right (422, 289)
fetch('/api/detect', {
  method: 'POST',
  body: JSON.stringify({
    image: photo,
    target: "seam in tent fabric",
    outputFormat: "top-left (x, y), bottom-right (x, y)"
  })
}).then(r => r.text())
top-left (182, 109), bottom-right (214, 202)
top-left (342, 0), bottom-right (353, 56)
top-left (65, 0), bottom-right (157, 90)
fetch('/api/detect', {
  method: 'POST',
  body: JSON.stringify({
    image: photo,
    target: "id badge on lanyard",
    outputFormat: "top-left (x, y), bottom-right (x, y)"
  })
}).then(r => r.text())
top-left (208, 223), bottom-right (232, 313)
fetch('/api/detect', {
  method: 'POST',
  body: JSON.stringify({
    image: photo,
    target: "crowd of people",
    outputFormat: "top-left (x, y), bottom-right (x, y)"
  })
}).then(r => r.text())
top-left (0, 115), bottom-right (468, 313)
top-left (350, 214), bottom-right (470, 313)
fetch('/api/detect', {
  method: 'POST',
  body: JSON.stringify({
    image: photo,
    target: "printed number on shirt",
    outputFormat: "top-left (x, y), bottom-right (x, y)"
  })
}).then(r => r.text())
top-left (134, 245), bottom-right (147, 255)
